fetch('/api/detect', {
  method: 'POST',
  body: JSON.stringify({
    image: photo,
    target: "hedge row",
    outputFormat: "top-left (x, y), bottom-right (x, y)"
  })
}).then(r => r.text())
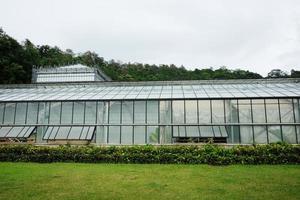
top-left (0, 143), bottom-right (299, 165)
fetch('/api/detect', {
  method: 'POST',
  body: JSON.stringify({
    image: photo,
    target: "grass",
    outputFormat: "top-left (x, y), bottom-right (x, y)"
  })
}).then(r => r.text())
top-left (0, 163), bottom-right (299, 200)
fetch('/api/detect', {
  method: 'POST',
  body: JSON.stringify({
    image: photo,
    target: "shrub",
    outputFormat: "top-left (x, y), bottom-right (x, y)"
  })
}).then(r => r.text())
top-left (0, 143), bottom-right (299, 165)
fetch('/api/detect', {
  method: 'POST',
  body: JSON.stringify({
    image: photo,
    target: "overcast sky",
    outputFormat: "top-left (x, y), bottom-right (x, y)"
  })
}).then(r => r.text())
top-left (1, 0), bottom-right (300, 76)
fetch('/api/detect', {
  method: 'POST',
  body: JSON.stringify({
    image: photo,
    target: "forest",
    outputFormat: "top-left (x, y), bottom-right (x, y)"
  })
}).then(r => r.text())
top-left (0, 28), bottom-right (299, 84)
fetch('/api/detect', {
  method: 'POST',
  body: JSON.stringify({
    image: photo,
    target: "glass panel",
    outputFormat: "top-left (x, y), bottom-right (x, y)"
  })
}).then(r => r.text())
top-left (185, 100), bottom-right (198, 124)
top-left (294, 99), bottom-right (300, 123)
top-left (61, 102), bottom-right (73, 124)
top-left (252, 100), bottom-right (266, 123)
top-left (48, 126), bottom-right (59, 140)
top-left (134, 126), bottom-right (146, 144)
top-left (15, 103), bottom-right (27, 124)
top-left (179, 126), bottom-right (186, 137)
top-left (225, 100), bottom-right (238, 123)
top-left (43, 126), bottom-right (53, 140)
top-left (68, 126), bottom-right (84, 140)
top-left (265, 99), bottom-right (280, 123)
top-left (220, 126), bottom-right (228, 137)
top-left (297, 126), bottom-right (300, 144)
top-left (226, 125), bottom-right (240, 143)
top-left (240, 126), bottom-right (253, 144)
top-left (159, 101), bottom-right (171, 124)
top-left (238, 100), bottom-right (252, 123)
top-left (108, 126), bottom-right (120, 144)
top-left (26, 102), bottom-right (38, 124)
top-left (109, 101), bottom-right (121, 124)
top-left (73, 102), bottom-right (85, 124)
top-left (213, 126), bottom-right (221, 137)
top-left (186, 126), bottom-right (199, 137)
top-left (55, 126), bottom-right (71, 139)
top-left (4, 103), bottom-right (16, 124)
top-left (38, 102), bottom-right (49, 124)
top-left (147, 126), bottom-right (159, 144)
top-left (268, 126), bottom-right (282, 143)
top-left (85, 101), bottom-right (96, 124)
top-left (49, 102), bottom-right (61, 124)
top-left (282, 126), bottom-right (297, 144)
top-left (198, 100), bottom-right (211, 123)
top-left (95, 126), bottom-right (107, 144)
top-left (199, 126), bottom-right (213, 137)
top-left (0, 103), bottom-right (4, 124)
top-left (147, 101), bottom-right (159, 124)
top-left (6, 127), bottom-right (24, 137)
top-left (134, 101), bottom-right (146, 124)
top-left (121, 126), bottom-right (133, 144)
top-left (172, 126), bottom-right (179, 137)
top-left (23, 127), bottom-right (35, 138)
top-left (122, 101), bottom-right (133, 124)
top-left (97, 102), bottom-right (108, 124)
top-left (279, 99), bottom-right (294, 123)
top-left (211, 100), bottom-right (224, 123)
top-left (0, 127), bottom-right (12, 137)
top-left (159, 126), bottom-right (172, 144)
top-left (172, 100), bottom-right (184, 124)
top-left (254, 126), bottom-right (268, 144)
top-left (79, 127), bottom-right (89, 140)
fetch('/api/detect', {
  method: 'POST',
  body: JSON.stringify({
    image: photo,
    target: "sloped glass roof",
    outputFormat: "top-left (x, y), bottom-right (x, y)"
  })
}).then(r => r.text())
top-left (0, 79), bottom-right (299, 101)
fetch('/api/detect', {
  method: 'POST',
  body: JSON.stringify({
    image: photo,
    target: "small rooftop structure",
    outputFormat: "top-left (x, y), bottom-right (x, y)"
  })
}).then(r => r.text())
top-left (32, 64), bottom-right (111, 83)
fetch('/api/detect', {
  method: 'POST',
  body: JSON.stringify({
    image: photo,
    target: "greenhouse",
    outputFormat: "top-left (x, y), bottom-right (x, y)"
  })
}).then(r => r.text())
top-left (0, 66), bottom-right (299, 145)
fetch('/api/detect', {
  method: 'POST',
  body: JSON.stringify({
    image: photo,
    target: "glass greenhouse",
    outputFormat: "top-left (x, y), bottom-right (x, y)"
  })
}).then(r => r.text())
top-left (0, 67), bottom-right (299, 145)
top-left (32, 64), bottom-right (111, 83)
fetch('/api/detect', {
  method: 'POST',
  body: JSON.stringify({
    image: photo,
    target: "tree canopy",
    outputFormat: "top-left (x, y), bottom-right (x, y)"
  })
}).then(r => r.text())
top-left (0, 28), bottom-right (299, 84)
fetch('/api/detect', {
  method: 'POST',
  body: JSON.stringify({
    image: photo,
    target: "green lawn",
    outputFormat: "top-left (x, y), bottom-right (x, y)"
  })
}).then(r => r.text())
top-left (0, 163), bottom-right (299, 200)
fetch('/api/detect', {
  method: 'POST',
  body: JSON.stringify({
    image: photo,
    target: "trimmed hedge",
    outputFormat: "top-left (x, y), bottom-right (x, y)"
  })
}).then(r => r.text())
top-left (0, 143), bottom-right (299, 165)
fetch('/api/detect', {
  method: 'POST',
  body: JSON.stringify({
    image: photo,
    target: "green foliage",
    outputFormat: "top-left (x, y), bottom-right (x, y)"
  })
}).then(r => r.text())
top-left (0, 143), bottom-right (299, 165)
top-left (0, 28), bottom-right (265, 84)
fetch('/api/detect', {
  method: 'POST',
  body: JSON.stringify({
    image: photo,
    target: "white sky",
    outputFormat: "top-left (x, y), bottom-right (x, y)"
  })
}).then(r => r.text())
top-left (1, 0), bottom-right (300, 76)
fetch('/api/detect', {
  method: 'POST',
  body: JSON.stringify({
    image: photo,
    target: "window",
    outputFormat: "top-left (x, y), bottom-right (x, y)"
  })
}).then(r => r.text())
top-left (253, 126), bottom-right (267, 143)
top-left (147, 101), bottom-right (159, 124)
top-left (0, 103), bottom-right (4, 124)
top-left (73, 102), bottom-right (85, 124)
top-left (4, 103), bottom-right (16, 124)
top-left (134, 101), bottom-right (146, 124)
top-left (147, 126), bottom-right (159, 144)
top-left (97, 102), bottom-right (108, 124)
top-left (211, 100), bottom-right (224, 123)
top-left (85, 101), bottom-right (96, 124)
top-left (240, 126), bottom-right (253, 144)
top-left (109, 101), bottom-right (121, 124)
top-left (172, 101), bottom-right (184, 124)
top-left (15, 103), bottom-right (27, 124)
top-left (185, 100), bottom-right (198, 124)
top-left (225, 100), bottom-right (238, 123)
top-left (198, 100), bottom-right (211, 123)
top-left (49, 102), bottom-right (61, 124)
top-left (121, 126), bottom-right (133, 144)
top-left (61, 102), bottom-right (73, 124)
top-left (268, 126), bottom-right (282, 143)
top-left (134, 126), bottom-right (146, 144)
top-left (281, 126), bottom-right (297, 144)
top-left (280, 99), bottom-right (294, 123)
top-left (238, 100), bottom-right (252, 123)
top-left (108, 126), bottom-right (120, 144)
top-left (26, 102), bottom-right (38, 124)
top-left (252, 100), bottom-right (266, 123)
top-left (265, 99), bottom-right (280, 123)
top-left (122, 101), bottom-right (133, 124)
top-left (160, 101), bottom-right (171, 124)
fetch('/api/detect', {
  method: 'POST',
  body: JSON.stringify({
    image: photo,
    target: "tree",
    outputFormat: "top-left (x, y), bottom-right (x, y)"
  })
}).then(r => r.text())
top-left (291, 69), bottom-right (300, 78)
top-left (267, 69), bottom-right (288, 78)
